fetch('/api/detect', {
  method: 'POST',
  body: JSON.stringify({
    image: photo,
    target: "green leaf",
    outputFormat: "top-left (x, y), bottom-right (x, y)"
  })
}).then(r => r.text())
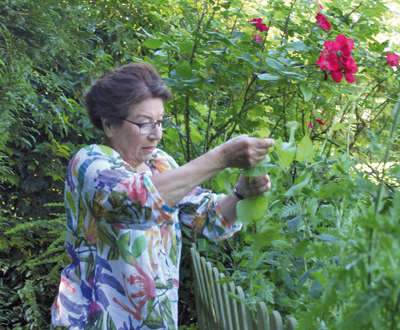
top-left (182, 78), bottom-right (201, 87)
top-left (317, 234), bottom-right (337, 242)
top-left (266, 58), bottom-right (285, 71)
top-left (144, 316), bottom-right (165, 329)
top-left (98, 224), bottom-right (118, 255)
top-left (131, 235), bottom-right (147, 259)
top-left (330, 122), bottom-right (346, 131)
top-left (257, 73), bottom-right (281, 81)
top-left (106, 313), bottom-right (117, 330)
top-left (93, 311), bottom-right (104, 330)
top-left (237, 195), bottom-right (267, 227)
top-left (299, 83), bottom-right (312, 102)
top-left (242, 52), bottom-right (253, 62)
top-left (107, 248), bottom-right (119, 261)
top-left (243, 155), bottom-right (276, 177)
top-left (78, 197), bottom-right (86, 231)
top-left (162, 77), bottom-right (180, 88)
top-left (119, 231), bottom-right (130, 244)
top-left (274, 138), bottom-right (296, 168)
top-left (179, 41), bottom-right (194, 53)
top-left (294, 237), bottom-right (310, 257)
top-left (161, 296), bottom-right (176, 330)
top-left (310, 279), bottom-right (324, 299)
top-left (287, 215), bottom-right (304, 232)
top-left (284, 173), bottom-right (311, 197)
top-left (253, 224), bottom-right (281, 248)
top-left (99, 145), bottom-right (114, 157)
top-left (298, 264), bottom-right (321, 290)
top-left (286, 41), bottom-right (309, 52)
top-left (176, 62), bottom-right (192, 79)
top-left (216, 168), bottom-right (234, 197)
top-left (282, 271), bottom-right (295, 290)
top-left (296, 134), bottom-right (315, 163)
top-left (233, 31), bottom-right (245, 39)
top-left (192, 31), bottom-right (208, 41)
top-left (66, 191), bottom-right (76, 216)
top-left (205, 56), bottom-right (215, 69)
top-left (143, 39), bottom-right (163, 49)
top-left (170, 235), bottom-right (178, 266)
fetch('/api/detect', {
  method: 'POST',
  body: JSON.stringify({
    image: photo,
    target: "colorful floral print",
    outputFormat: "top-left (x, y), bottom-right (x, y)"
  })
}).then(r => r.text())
top-left (51, 144), bottom-right (242, 330)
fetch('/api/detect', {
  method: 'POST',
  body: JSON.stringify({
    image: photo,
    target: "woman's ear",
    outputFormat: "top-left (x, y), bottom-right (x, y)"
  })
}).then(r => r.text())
top-left (101, 116), bottom-right (113, 138)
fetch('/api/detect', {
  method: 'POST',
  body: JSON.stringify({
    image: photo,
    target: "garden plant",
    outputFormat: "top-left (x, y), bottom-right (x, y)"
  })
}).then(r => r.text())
top-left (0, 0), bottom-right (399, 329)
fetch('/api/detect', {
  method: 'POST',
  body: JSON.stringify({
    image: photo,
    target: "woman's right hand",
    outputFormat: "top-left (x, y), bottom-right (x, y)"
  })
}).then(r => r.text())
top-left (216, 135), bottom-right (275, 169)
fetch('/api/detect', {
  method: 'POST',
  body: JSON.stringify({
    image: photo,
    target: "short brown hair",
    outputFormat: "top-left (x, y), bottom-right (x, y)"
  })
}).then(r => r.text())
top-left (84, 63), bottom-right (172, 130)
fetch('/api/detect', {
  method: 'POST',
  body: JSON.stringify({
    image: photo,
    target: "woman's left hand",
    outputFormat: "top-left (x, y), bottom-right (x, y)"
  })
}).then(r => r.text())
top-left (235, 174), bottom-right (271, 199)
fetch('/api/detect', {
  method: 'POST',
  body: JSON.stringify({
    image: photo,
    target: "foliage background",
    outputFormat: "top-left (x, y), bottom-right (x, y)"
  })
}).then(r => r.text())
top-left (0, 0), bottom-right (399, 329)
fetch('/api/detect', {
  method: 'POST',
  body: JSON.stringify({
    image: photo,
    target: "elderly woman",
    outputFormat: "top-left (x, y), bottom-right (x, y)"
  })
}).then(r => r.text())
top-left (51, 63), bottom-right (274, 330)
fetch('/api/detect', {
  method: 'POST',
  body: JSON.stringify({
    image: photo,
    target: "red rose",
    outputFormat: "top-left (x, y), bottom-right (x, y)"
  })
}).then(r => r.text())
top-left (252, 34), bottom-right (263, 43)
top-left (316, 53), bottom-right (341, 72)
top-left (316, 119), bottom-right (325, 125)
top-left (248, 18), bottom-right (269, 33)
top-left (248, 18), bottom-right (262, 24)
top-left (316, 34), bottom-right (357, 84)
top-left (387, 52), bottom-right (399, 67)
top-left (316, 13), bottom-right (331, 31)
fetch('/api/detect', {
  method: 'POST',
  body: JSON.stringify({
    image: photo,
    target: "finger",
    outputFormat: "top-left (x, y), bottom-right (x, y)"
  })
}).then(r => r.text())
top-left (253, 179), bottom-right (272, 194)
top-left (252, 138), bottom-right (275, 150)
top-left (250, 174), bottom-right (270, 188)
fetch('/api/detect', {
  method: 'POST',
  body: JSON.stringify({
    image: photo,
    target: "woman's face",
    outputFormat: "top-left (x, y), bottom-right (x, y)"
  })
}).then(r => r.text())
top-left (103, 98), bottom-right (165, 170)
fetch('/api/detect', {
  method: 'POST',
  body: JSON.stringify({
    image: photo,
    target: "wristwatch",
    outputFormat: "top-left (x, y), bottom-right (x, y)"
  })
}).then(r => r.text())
top-left (234, 186), bottom-right (245, 200)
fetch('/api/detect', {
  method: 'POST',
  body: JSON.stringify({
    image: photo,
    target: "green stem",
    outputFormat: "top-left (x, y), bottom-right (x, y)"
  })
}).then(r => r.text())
top-left (375, 97), bottom-right (400, 214)
top-left (319, 99), bottom-right (350, 156)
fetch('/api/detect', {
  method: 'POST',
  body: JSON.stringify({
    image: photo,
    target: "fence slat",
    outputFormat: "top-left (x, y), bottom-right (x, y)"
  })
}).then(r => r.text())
top-left (200, 257), bottom-right (217, 330)
top-left (257, 302), bottom-right (270, 330)
top-left (245, 294), bottom-right (255, 330)
top-left (212, 267), bottom-right (227, 329)
top-left (235, 286), bottom-right (249, 330)
top-left (206, 261), bottom-right (220, 328)
top-left (190, 246), bottom-right (206, 330)
top-left (219, 273), bottom-right (234, 330)
top-left (227, 281), bottom-right (240, 328)
top-left (286, 317), bottom-right (297, 330)
top-left (269, 311), bottom-right (284, 330)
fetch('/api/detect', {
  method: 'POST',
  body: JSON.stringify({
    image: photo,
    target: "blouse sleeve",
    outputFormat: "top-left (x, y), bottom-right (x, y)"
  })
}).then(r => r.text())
top-left (153, 149), bottom-right (243, 242)
top-left (177, 188), bottom-right (242, 242)
top-left (66, 145), bottom-right (176, 234)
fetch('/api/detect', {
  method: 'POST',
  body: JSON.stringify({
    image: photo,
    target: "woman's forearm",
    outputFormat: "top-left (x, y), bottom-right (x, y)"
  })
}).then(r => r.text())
top-left (151, 136), bottom-right (274, 208)
top-left (216, 194), bottom-right (240, 225)
top-left (150, 147), bottom-right (225, 207)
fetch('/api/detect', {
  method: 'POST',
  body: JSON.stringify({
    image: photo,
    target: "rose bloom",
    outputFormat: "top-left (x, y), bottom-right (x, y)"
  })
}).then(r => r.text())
top-left (248, 18), bottom-right (268, 33)
top-left (387, 52), bottom-right (399, 67)
top-left (316, 119), bottom-right (325, 125)
top-left (252, 34), bottom-right (263, 43)
top-left (255, 22), bottom-right (269, 32)
top-left (316, 13), bottom-right (331, 31)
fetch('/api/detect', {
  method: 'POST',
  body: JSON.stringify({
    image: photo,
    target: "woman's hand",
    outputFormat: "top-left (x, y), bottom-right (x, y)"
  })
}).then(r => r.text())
top-left (216, 135), bottom-right (275, 169)
top-left (235, 173), bottom-right (272, 199)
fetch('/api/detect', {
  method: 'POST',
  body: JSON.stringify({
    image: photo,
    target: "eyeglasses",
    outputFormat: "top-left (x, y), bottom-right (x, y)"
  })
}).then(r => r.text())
top-left (123, 114), bottom-right (172, 135)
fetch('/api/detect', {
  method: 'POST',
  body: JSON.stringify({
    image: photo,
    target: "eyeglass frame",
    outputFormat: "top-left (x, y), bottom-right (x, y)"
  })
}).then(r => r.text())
top-left (122, 114), bottom-right (172, 135)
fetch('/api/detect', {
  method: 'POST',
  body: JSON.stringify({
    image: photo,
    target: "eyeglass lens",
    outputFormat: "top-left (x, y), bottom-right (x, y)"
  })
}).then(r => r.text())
top-left (141, 116), bottom-right (171, 134)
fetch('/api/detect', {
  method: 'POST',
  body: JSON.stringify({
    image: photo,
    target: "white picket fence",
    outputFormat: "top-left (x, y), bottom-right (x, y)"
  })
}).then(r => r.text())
top-left (190, 244), bottom-right (297, 330)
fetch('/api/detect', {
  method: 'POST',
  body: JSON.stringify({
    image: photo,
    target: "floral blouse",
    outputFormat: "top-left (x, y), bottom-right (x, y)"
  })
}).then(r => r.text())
top-left (51, 144), bottom-right (242, 330)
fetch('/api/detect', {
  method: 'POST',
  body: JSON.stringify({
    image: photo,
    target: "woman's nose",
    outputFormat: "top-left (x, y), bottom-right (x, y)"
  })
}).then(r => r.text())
top-left (148, 123), bottom-right (163, 140)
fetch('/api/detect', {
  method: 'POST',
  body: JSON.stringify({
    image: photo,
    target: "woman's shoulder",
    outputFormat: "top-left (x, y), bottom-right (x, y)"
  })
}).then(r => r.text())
top-left (68, 144), bottom-right (127, 174)
top-left (72, 144), bottom-right (125, 163)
